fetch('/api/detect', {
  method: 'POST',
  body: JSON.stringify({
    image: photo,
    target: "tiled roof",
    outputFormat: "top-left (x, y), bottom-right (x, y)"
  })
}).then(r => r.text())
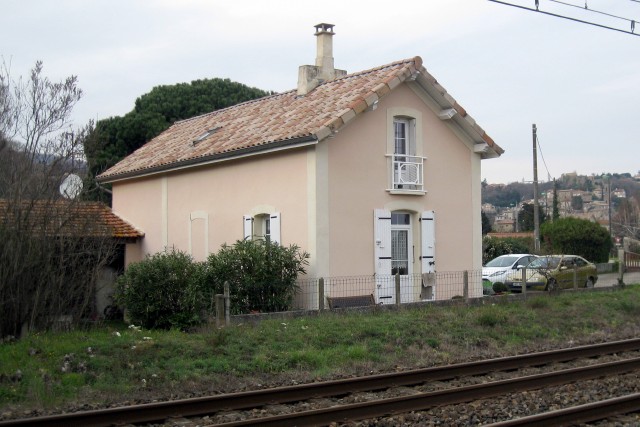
top-left (98, 56), bottom-right (503, 182)
top-left (0, 199), bottom-right (144, 240)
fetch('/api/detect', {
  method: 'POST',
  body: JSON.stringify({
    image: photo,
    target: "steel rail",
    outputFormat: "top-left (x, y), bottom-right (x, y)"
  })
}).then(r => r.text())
top-left (1, 338), bottom-right (640, 427)
top-left (486, 392), bottom-right (640, 426)
top-left (216, 357), bottom-right (640, 427)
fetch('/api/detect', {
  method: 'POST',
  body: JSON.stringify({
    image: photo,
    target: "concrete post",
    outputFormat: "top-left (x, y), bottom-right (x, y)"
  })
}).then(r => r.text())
top-left (463, 271), bottom-right (469, 300)
top-left (224, 281), bottom-right (230, 326)
top-left (521, 267), bottom-right (527, 297)
top-left (618, 248), bottom-right (626, 286)
top-left (215, 295), bottom-right (225, 328)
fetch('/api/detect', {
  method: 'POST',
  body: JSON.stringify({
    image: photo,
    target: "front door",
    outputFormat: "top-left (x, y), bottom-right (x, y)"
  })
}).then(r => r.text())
top-left (392, 212), bottom-right (413, 303)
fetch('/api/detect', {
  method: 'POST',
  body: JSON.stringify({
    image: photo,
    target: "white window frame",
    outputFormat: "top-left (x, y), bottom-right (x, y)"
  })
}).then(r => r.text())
top-left (386, 108), bottom-right (426, 195)
top-left (243, 212), bottom-right (281, 244)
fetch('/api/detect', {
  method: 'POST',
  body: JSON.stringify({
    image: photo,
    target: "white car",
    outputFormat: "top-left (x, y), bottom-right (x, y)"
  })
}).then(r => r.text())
top-left (482, 254), bottom-right (538, 292)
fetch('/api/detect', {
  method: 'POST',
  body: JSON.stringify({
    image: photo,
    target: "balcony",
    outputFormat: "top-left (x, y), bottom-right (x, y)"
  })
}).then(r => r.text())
top-left (388, 154), bottom-right (425, 194)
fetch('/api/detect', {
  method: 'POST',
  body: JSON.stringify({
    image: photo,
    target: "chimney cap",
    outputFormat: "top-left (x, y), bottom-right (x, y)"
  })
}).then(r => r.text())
top-left (314, 23), bottom-right (335, 35)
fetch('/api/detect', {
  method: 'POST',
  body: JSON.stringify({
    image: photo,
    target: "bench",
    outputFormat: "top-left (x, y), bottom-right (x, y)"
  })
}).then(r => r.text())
top-left (327, 294), bottom-right (376, 309)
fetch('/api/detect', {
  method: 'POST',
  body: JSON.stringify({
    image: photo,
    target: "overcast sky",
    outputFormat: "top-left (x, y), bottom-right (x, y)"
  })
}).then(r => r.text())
top-left (2, 0), bottom-right (639, 184)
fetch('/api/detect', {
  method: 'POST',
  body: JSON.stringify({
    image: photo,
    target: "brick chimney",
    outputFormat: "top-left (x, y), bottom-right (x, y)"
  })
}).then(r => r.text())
top-left (297, 23), bottom-right (347, 96)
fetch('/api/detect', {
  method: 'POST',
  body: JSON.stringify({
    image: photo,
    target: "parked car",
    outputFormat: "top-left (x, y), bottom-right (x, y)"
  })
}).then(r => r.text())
top-left (504, 255), bottom-right (598, 292)
top-left (482, 254), bottom-right (538, 294)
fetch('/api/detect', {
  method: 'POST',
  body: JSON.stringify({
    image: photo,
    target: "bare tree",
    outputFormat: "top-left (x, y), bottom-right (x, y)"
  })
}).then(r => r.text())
top-left (0, 59), bottom-right (118, 339)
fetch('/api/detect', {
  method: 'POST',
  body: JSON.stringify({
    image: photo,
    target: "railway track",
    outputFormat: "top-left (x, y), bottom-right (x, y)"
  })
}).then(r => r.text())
top-left (2, 338), bottom-right (640, 426)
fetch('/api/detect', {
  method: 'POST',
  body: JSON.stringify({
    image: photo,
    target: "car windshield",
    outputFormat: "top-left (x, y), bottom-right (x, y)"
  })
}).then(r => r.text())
top-left (528, 256), bottom-right (561, 269)
top-left (485, 256), bottom-right (518, 268)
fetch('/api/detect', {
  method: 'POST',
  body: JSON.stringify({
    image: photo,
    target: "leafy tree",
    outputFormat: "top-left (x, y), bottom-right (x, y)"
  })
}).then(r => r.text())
top-left (482, 211), bottom-right (492, 235)
top-left (540, 217), bottom-right (612, 263)
top-left (517, 203), bottom-right (547, 232)
top-left (84, 78), bottom-right (270, 201)
top-left (203, 239), bottom-right (309, 314)
top-left (115, 249), bottom-right (205, 330)
top-left (0, 60), bottom-right (116, 338)
top-left (571, 195), bottom-right (583, 212)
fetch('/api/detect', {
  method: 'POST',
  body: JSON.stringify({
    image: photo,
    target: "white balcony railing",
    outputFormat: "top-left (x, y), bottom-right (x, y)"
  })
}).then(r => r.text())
top-left (389, 154), bottom-right (425, 192)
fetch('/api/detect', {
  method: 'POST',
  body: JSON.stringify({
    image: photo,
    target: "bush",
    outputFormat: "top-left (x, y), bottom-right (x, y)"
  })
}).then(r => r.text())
top-left (492, 282), bottom-right (508, 293)
top-left (540, 217), bottom-right (612, 263)
top-left (483, 236), bottom-right (533, 264)
top-left (203, 239), bottom-right (309, 314)
top-left (115, 249), bottom-right (205, 330)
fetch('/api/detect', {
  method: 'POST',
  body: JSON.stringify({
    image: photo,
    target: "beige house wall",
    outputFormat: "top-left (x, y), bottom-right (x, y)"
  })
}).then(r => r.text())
top-left (325, 83), bottom-right (483, 298)
top-left (112, 149), bottom-right (311, 264)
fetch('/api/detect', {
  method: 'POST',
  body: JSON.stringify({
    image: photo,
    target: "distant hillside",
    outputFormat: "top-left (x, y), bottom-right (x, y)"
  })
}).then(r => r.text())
top-left (482, 173), bottom-right (639, 207)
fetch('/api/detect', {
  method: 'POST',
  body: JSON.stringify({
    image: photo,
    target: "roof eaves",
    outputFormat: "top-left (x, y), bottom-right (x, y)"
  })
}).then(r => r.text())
top-left (413, 65), bottom-right (504, 158)
top-left (99, 135), bottom-right (318, 183)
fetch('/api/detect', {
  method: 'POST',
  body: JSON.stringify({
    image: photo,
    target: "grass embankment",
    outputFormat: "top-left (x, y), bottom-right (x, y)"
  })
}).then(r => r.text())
top-left (2, 286), bottom-right (640, 412)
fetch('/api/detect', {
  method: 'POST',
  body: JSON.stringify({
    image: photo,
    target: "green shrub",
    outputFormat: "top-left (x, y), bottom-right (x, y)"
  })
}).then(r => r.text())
top-left (492, 282), bottom-right (509, 293)
top-left (540, 217), bottom-right (611, 263)
top-left (483, 236), bottom-right (533, 264)
top-left (115, 249), bottom-right (205, 330)
top-left (203, 239), bottom-right (309, 314)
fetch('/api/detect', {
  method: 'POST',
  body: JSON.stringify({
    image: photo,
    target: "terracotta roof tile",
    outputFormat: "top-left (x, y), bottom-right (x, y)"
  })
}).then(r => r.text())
top-left (98, 56), bottom-right (502, 182)
top-left (0, 199), bottom-right (144, 240)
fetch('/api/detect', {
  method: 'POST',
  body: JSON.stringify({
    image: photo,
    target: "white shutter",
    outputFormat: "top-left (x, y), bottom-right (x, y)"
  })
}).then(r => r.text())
top-left (270, 212), bottom-right (281, 244)
top-left (420, 210), bottom-right (435, 274)
top-left (243, 215), bottom-right (253, 240)
top-left (374, 209), bottom-right (392, 276)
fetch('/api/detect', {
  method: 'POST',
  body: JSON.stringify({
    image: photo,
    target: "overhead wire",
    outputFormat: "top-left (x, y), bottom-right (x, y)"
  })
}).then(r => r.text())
top-left (487, 0), bottom-right (640, 36)
top-left (535, 134), bottom-right (553, 182)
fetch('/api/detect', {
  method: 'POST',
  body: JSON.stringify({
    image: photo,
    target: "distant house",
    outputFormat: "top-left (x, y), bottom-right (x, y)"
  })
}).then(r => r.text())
top-left (98, 24), bottom-right (503, 305)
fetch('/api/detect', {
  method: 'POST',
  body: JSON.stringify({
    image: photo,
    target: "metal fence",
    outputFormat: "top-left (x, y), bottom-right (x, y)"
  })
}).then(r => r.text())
top-left (293, 270), bottom-right (484, 311)
top-left (209, 253), bottom-right (638, 324)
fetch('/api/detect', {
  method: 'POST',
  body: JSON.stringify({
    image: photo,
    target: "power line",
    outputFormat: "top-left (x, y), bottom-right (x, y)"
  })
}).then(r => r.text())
top-left (535, 133), bottom-right (553, 181)
top-left (488, 0), bottom-right (640, 36)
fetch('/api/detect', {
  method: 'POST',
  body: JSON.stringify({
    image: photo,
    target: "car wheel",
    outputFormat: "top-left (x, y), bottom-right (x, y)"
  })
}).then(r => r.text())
top-left (546, 279), bottom-right (558, 292)
top-left (585, 278), bottom-right (595, 288)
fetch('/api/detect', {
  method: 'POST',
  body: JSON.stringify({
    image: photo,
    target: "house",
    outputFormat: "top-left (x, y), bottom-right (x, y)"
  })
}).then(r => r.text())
top-left (98, 24), bottom-right (503, 306)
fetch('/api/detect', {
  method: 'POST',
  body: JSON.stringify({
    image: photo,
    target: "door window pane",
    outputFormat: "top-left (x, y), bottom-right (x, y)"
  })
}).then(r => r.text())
top-left (391, 213), bottom-right (410, 225)
top-left (391, 229), bottom-right (409, 275)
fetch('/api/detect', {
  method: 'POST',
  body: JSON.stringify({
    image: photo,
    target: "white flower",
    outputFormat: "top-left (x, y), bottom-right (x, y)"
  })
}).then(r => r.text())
top-left (142, 336), bottom-right (152, 341)
top-left (114, 331), bottom-right (121, 337)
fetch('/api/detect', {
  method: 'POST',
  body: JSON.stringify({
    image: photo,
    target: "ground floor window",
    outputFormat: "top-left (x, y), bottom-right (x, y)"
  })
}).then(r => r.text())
top-left (243, 212), bottom-right (280, 244)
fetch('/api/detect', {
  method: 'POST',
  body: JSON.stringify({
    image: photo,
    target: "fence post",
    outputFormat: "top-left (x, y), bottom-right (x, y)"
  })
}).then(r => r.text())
top-left (463, 271), bottom-right (469, 300)
top-left (573, 265), bottom-right (578, 290)
top-left (521, 267), bottom-right (527, 297)
top-left (215, 295), bottom-right (225, 328)
top-left (318, 277), bottom-right (325, 311)
top-left (224, 281), bottom-right (230, 326)
top-left (395, 273), bottom-right (401, 306)
top-left (618, 248), bottom-right (625, 286)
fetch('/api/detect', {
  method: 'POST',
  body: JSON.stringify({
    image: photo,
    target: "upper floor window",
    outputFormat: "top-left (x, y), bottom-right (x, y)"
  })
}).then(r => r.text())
top-left (394, 118), bottom-right (415, 159)
top-left (390, 116), bottom-right (424, 193)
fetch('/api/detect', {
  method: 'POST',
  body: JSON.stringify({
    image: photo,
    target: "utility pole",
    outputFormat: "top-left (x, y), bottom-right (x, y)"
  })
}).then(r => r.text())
top-left (532, 124), bottom-right (540, 252)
